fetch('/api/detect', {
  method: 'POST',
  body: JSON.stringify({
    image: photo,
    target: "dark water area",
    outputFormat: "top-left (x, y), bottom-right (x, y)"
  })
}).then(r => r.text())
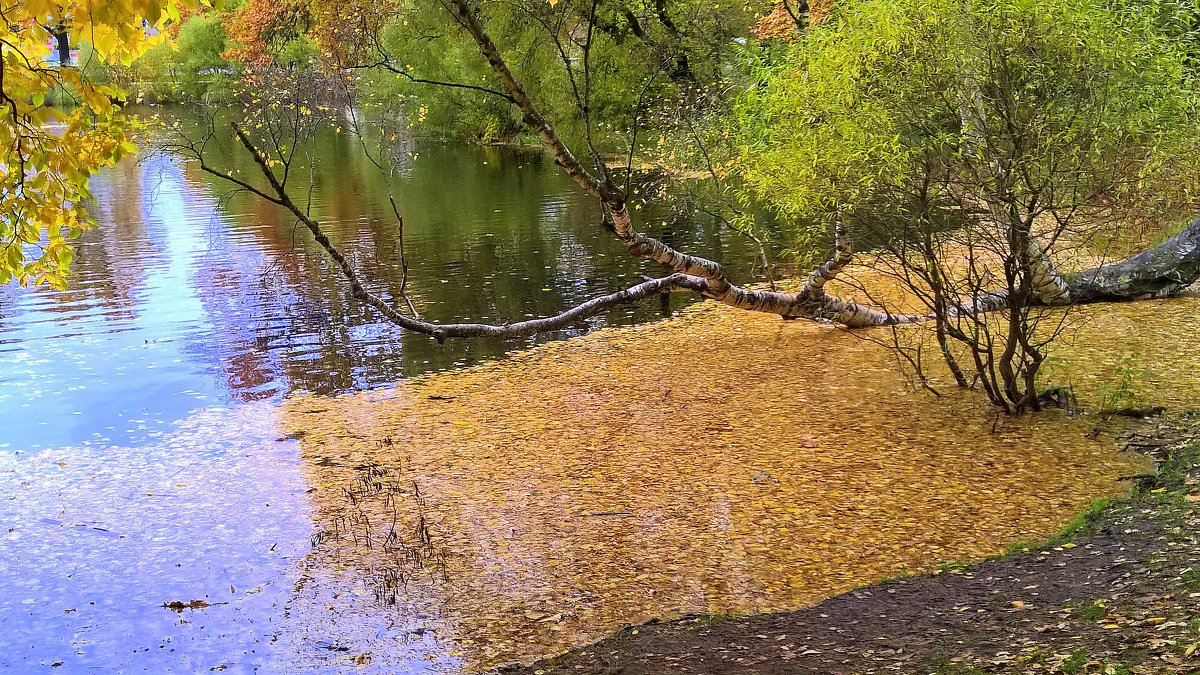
top-left (0, 112), bottom-right (761, 452)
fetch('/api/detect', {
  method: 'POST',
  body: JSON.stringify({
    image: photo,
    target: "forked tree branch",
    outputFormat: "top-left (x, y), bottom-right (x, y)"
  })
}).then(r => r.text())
top-left (444, 0), bottom-right (923, 327)
top-left (227, 123), bottom-right (706, 342)
top-left (801, 222), bottom-right (853, 300)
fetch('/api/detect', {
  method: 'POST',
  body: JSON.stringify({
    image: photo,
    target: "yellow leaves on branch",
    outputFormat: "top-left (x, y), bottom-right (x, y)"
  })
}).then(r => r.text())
top-left (1, 0), bottom-right (199, 288)
top-left (282, 300), bottom-right (1148, 671)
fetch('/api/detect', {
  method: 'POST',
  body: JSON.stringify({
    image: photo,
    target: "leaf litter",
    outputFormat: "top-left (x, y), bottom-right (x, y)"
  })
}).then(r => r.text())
top-left (281, 297), bottom-right (1159, 671)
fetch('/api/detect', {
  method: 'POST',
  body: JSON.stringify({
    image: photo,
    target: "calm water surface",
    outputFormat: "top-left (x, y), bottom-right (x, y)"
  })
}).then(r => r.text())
top-left (0, 115), bottom-right (761, 672)
top-left (0, 124), bottom-right (760, 452)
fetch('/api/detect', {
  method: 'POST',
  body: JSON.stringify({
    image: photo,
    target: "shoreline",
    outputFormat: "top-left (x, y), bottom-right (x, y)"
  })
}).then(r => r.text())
top-left (281, 298), bottom-right (1150, 672)
top-left (500, 415), bottom-right (1200, 674)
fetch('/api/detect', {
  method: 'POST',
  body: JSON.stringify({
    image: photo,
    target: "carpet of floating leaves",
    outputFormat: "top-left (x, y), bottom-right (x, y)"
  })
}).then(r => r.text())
top-left (281, 295), bottom-right (1158, 671)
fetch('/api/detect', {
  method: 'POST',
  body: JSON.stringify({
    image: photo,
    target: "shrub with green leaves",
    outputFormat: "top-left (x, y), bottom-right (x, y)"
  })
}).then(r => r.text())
top-left (736, 0), bottom-right (1200, 235)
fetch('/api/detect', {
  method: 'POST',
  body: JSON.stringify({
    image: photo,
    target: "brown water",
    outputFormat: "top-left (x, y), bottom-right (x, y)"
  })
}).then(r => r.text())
top-left (0, 113), bottom-right (1186, 673)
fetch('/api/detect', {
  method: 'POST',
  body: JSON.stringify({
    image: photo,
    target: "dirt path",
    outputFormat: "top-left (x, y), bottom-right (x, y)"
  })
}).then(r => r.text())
top-left (505, 418), bottom-right (1200, 675)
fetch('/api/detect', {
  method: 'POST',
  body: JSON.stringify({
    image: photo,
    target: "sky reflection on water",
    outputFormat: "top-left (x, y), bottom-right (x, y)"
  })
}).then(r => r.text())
top-left (0, 132), bottom-right (758, 452)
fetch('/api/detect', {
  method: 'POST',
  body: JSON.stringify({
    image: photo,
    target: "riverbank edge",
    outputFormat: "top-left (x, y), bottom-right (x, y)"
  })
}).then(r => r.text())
top-left (497, 414), bottom-right (1200, 675)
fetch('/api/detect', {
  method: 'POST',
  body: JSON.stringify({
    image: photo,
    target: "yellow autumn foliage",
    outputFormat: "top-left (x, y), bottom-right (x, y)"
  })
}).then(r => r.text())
top-left (1, 0), bottom-right (198, 288)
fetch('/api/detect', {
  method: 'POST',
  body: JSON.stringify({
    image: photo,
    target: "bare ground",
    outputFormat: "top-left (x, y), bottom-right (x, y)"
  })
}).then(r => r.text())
top-left (503, 417), bottom-right (1200, 675)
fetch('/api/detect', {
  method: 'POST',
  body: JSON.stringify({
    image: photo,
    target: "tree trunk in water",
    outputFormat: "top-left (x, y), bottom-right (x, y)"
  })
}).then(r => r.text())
top-left (447, 0), bottom-right (923, 328)
top-left (197, 0), bottom-right (1200, 345)
top-left (1066, 216), bottom-right (1200, 302)
top-left (951, 218), bottom-right (1200, 316)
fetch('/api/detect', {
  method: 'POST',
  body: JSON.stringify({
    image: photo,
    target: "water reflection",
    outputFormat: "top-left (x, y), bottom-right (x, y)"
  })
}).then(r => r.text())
top-left (0, 404), bottom-right (312, 672)
top-left (0, 113), bottom-right (763, 672)
top-left (0, 292), bottom-right (1176, 673)
top-left (0, 159), bottom-right (229, 450)
top-left (1, 108), bottom-right (1179, 674)
top-left (0, 119), bottom-right (761, 451)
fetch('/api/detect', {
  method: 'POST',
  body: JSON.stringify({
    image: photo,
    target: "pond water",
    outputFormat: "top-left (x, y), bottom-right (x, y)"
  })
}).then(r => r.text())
top-left (0, 114), bottom-right (762, 671)
top-left (0, 110), bottom-right (1182, 673)
top-left (0, 118), bottom-right (762, 452)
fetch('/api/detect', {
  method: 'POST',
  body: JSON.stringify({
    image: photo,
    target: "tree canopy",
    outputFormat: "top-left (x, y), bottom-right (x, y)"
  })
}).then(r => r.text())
top-left (736, 0), bottom-right (1200, 232)
top-left (0, 0), bottom-right (204, 288)
top-left (728, 0), bottom-right (1200, 411)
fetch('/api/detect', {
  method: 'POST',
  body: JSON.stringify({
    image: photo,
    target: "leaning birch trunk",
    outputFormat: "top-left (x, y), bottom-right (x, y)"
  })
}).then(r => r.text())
top-left (1027, 240), bottom-right (1072, 305)
top-left (447, 0), bottom-right (922, 328)
top-left (190, 0), bottom-right (1200, 346)
top-left (951, 218), bottom-right (1200, 315)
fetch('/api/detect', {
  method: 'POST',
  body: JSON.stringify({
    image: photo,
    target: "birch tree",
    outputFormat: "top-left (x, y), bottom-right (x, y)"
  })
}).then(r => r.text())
top-left (736, 0), bottom-right (1200, 410)
top-left (158, 0), bottom-right (1200, 411)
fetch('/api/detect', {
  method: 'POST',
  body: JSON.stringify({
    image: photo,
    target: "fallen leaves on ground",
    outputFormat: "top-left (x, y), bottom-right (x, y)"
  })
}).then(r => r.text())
top-left (282, 299), bottom-right (1151, 671)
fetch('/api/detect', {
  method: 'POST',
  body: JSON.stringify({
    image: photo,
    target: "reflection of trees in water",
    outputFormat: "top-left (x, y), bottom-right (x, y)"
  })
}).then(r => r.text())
top-left (87, 115), bottom-right (763, 397)
top-left (50, 157), bottom-right (153, 319)
top-left (174, 150), bottom-right (405, 397)
top-left (174, 202), bottom-right (285, 401)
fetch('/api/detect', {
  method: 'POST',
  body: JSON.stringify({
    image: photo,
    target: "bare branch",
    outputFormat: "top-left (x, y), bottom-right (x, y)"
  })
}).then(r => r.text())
top-left (348, 60), bottom-right (517, 103)
top-left (226, 122), bottom-right (707, 340)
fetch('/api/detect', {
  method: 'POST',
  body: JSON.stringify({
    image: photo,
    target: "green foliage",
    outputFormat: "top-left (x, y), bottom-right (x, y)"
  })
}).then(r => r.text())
top-left (1179, 567), bottom-right (1200, 591)
top-left (1098, 348), bottom-right (1152, 412)
top-left (1068, 599), bottom-right (1108, 621)
top-left (1002, 497), bottom-right (1111, 554)
top-left (733, 0), bottom-right (1200, 413)
top-left (174, 14), bottom-right (236, 100)
top-left (272, 34), bottom-right (319, 69)
top-left (359, 0), bottom-right (771, 143)
top-left (1147, 444), bottom-right (1200, 494)
top-left (1061, 649), bottom-right (1090, 673)
top-left (359, 12), bottom-right (523, 141)
top-left (1125, 0), bottom-right (1200, 65)
top-left (928, 655), bottom-right (988, 674)
top-left (735, 0), bottom-right (1200, 232)
top-left (82, 11), bottom-right (236, 103)
top-left (936, 559), bottom-right (971, 574)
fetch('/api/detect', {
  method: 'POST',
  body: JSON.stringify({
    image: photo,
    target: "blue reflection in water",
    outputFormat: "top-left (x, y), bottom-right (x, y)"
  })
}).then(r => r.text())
top-left (0, 159), bottom-right (231, 451)
top-left (0, 138), bottom-right (758, 453)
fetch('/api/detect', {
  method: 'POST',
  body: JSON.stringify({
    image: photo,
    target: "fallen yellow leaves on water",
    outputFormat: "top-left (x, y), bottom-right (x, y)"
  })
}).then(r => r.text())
top-left (282, 299), bottom-right (1150, 671)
